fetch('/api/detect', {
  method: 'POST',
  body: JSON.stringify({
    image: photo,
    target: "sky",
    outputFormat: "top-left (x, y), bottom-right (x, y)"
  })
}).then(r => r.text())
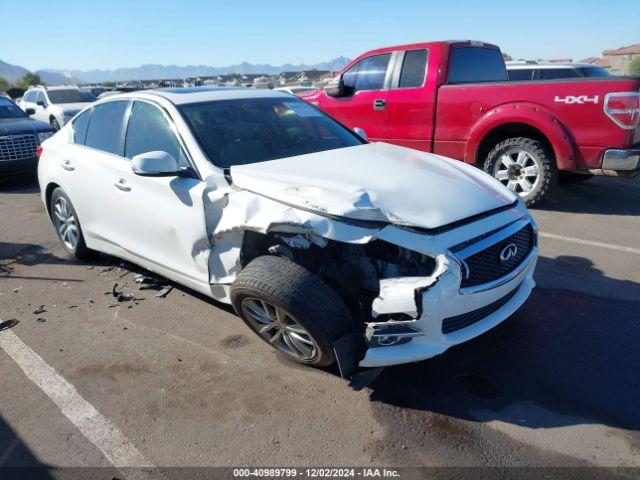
top-left (1, 0), bottom-right (638, 71)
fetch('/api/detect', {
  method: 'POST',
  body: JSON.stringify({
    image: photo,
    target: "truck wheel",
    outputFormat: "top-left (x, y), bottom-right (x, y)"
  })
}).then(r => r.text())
top-left (49, 187), bottom-right (95, 260)
top-left (484, 137), bottom-right (557, 207)
top-left (231, 255), bottom-right (353, 367)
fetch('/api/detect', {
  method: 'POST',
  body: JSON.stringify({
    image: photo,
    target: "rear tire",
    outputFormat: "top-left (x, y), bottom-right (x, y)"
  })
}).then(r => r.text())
top-left (484, 137), bottom-right (557, 207)
top-left (231, 255), bottom-right (353, 367)
top-left (49, 187), bottom-right (95, 260)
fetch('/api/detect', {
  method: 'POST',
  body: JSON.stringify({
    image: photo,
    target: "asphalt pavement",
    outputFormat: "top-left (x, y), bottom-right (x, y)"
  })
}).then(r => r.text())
top-left (0, 174), bottom-right (639, 478)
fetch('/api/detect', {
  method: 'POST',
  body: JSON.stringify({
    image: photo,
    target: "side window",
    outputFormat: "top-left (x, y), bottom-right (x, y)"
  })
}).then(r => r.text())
top-left (84, 101), bottom-right (128, 155)
top-left (72, 109), bottom-right (91, 145)
top-left (448, 47), bottom-right (508, 83)
top-left (23, 91), bottom-right (34, 103)
top-left (539, 68), bottom-right (581, 80)
top-left (124, 101), bottom-right (186, 166)
top-left (35, 91), bottom-right (44, 105)
top-left (342, 62), bottom-right (360, 91)
top-left (354, 54), bottom-right (391, 91)
top-left (507, 69), bottom-right (534, 81)
top-left (398, 49), bottom-right (428, 88)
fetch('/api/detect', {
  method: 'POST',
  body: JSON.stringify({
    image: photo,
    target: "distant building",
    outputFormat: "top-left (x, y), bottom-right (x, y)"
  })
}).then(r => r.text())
top-left (579, 44), bottom-right (640, 75)
top-left (602, 44), bottom-right (640, 75)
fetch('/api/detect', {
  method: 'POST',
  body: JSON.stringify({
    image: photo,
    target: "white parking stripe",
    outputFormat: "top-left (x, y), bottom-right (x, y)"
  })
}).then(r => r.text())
top-left (539, 232), bottom-right (640, 255)
top-left (0, 329), bottom-right (153, 471)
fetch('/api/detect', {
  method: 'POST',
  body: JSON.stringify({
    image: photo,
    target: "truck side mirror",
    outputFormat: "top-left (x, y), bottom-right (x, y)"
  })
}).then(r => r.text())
top-left (325, 78), bottom-right (344, 97)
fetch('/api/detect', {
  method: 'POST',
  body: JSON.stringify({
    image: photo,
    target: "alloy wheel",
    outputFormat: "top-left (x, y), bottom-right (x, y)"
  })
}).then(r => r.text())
top-left (52, 197), bottom-right (79, 250)
top-left (493, 149), bottom-right (542, 197)
top-left (240, 297), bottom-right (319, 361)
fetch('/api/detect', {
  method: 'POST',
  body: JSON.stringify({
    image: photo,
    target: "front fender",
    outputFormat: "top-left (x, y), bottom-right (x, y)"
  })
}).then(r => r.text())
top-left (464, 102), bottom-right (577, 170)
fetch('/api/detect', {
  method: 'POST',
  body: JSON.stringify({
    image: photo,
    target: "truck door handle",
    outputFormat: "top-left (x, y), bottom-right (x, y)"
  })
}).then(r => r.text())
top-left (60, 160), bottom-right (75, 171)
top-left (373, 99), bottom-right (386, 110)
top-left (113, 179), bottom-right (131, 192)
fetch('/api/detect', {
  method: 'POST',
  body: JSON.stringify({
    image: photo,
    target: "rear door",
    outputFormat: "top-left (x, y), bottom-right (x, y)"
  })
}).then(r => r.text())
top-left (385, 48), bottom-right (433, 151)
top-left (320, 53), bottom-right (393, 141)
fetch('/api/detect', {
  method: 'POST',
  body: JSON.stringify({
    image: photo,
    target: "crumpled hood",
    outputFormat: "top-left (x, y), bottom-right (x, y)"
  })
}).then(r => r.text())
top-left (229, 142), bottom-right (517, 230)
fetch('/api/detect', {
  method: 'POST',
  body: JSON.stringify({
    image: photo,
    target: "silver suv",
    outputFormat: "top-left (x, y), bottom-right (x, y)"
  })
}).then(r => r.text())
top-left (20, 85), bottom-right (95, 130)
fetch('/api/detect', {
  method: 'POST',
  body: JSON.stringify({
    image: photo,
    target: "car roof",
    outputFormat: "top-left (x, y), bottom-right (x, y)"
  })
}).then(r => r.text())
top-left (114, 87), bottom-right (293, 105)
top-left (506, 63), bottom-right (601, 70)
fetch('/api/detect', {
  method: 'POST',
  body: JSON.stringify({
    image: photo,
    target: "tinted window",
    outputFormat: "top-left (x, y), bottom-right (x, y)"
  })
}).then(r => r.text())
top-left (0, 98), bottom-right (26, 118)
top-left (35, 91), bottom-right (45, 105)
top-left (580, 67), bottom-right (611, 78)
top-left (84, 101), bottom-right (128, 154)
top-left (125, 101), bottom-right (184, 165)
top-left (180, 98), bottom-right (362, 168)
top-left (23, 91), bottom-right (34, 103)
top-left (72, 110), bottom-right (91, 145)
top-left (539, 68), bottom-right (581, 80)
top-left (342, 54), bottom-right (391, 93)
top-left (448, 47), bottom-right (507, 83)
top-left (47, 89), bottom-right (95, 104)
top-left (507, 69), bottom-right (534, 81)
top-left (399, 49), bottom-right (428, 88)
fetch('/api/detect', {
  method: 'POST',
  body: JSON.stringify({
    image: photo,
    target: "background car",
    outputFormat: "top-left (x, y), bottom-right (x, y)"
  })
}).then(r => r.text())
top-left (19, 85), bottom-right (95, 130)
top-left (274, 85), bottom-right (320, 96)
top-left (0, 96), bottom-right (56, 176)
top-left (506, 61), bottom-right (611, 81)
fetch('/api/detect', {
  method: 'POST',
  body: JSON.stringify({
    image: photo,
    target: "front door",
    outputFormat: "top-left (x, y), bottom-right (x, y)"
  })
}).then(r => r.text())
top-left (320, 53), bottom-right (393, 141)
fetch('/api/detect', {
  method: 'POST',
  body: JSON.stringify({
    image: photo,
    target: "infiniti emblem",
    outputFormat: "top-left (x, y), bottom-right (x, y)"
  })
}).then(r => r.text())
top-left (499, 243), bottom-right (518, 264)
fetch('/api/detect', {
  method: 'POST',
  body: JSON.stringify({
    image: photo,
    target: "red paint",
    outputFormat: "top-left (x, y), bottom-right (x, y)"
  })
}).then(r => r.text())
top-left (304, 41), bottom-right (640, 171)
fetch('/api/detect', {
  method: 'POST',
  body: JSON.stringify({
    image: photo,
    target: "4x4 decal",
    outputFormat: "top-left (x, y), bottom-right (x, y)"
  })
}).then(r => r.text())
top-left (554, 95), bottom-right (599, 105)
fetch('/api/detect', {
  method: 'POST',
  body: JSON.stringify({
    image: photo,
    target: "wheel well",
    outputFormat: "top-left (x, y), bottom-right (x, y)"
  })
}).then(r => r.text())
top-left (44, 183), bottom-right (60, 216)
top-left (476, 123), bottom-right (554, 166)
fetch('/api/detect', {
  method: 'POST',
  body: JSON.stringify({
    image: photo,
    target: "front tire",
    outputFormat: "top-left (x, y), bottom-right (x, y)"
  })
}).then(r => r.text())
top-left (484, 137), bottom-right (557, 207)
top-left (51, 118), bottom-right (61, 130)
top-left (231, 255), bottom-right (353, 367)
top-left (49, 187), bottom-right (95, 260)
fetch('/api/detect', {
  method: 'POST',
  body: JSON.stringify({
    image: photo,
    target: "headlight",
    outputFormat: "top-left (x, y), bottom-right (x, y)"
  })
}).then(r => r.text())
top-left (38, 131), bottom-right (54, 143)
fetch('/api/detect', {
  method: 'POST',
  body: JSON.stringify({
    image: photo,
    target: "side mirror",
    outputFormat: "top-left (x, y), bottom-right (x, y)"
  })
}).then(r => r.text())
top-left (25, 108), bottom-right (35, 116)
top-left (36, 100), bottom-right (46, 107)
top-left (131, 151), bottom-right (180, 176)
top-left (353, 127), bottom-right (368, 141)
top-left (325, 78), bottom-right (344, 97)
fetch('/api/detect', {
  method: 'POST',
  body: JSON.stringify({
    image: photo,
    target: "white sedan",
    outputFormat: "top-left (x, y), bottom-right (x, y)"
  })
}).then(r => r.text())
top-left (38, 87), bottom-right (537, 373)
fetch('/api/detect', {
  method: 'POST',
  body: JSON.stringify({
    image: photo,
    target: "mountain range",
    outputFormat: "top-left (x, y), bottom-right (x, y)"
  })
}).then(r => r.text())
top-left (0, 57), bottom-right (351, 85)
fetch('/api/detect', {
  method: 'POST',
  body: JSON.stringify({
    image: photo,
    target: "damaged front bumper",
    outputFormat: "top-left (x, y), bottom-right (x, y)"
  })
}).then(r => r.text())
top-left (358, 220), bottom-right (538, 368)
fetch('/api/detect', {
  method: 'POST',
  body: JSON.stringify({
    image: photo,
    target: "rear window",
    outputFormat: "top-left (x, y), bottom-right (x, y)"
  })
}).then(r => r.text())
top-left (448, 47), bottom-right (507, 84)
top-left (47, 89), bottom-right (95, 104)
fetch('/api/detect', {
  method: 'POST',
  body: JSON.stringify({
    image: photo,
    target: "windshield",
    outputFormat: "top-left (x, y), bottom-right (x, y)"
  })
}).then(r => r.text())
top-left (0, 98), bottom-right (26, 119)
top-left (179, 97), bottom-right (363, 168)
top-left (47, 89), bottom-right (96, 104)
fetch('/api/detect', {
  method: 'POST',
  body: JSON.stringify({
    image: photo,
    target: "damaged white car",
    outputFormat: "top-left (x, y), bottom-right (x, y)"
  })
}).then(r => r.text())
top-left (38, 88), bottom-right (537, 374)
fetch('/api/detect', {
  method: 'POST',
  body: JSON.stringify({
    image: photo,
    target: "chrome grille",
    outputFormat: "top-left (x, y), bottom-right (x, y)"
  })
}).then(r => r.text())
top-left (452, 219), bottom-right (535, 291)
top-left (0, 134), bottom-right (38, 161)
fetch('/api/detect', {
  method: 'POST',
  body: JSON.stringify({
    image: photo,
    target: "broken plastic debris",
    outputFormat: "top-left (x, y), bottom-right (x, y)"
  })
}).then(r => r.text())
top-left (33, 305), bottom-right (47, 315)
top-left (134, 273), bottom-right (173, 298)
top-left (111, 283), bottom-right (137, 302)
top-left (0, 319), bottom-right (19, 331)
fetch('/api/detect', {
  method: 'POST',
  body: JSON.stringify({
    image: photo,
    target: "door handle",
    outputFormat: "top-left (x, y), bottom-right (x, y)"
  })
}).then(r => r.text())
top-left (60, 160), bottom-right (75, 171)
top-left (373, 99), bottom-right (386, 110)
top-left (113, 179), bottom-right (131, 192)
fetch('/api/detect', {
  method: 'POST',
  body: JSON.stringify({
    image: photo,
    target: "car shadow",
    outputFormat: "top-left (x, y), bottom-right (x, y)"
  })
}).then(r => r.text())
top-left (532, 175), bottom-right (640, 216)
top-left (0, 242), bottom-right (80, 280)
top-left (0, 414), bottom-right (53, 478)
top-left (0, 174), bottom-right (40, 194)
top-left (367, 254), bottom-right (640, 433)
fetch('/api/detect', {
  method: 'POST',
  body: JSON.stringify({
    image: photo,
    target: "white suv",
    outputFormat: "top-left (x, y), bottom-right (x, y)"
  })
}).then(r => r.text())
top-left (37, 88), bottom-right (537, 374)
top-left (20, 86), bottom-right (95, 130)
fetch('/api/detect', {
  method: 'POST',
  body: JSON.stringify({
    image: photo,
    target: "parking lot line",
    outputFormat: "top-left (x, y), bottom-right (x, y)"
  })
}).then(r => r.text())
top-left (539, 232), bottom-right (640, 255)
top-left (0, 329), bottom-right (153, 469)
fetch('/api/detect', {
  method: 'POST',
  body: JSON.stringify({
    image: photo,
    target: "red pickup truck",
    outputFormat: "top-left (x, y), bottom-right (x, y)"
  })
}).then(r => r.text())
top-left (302, 41), bottom-right (640, 205)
